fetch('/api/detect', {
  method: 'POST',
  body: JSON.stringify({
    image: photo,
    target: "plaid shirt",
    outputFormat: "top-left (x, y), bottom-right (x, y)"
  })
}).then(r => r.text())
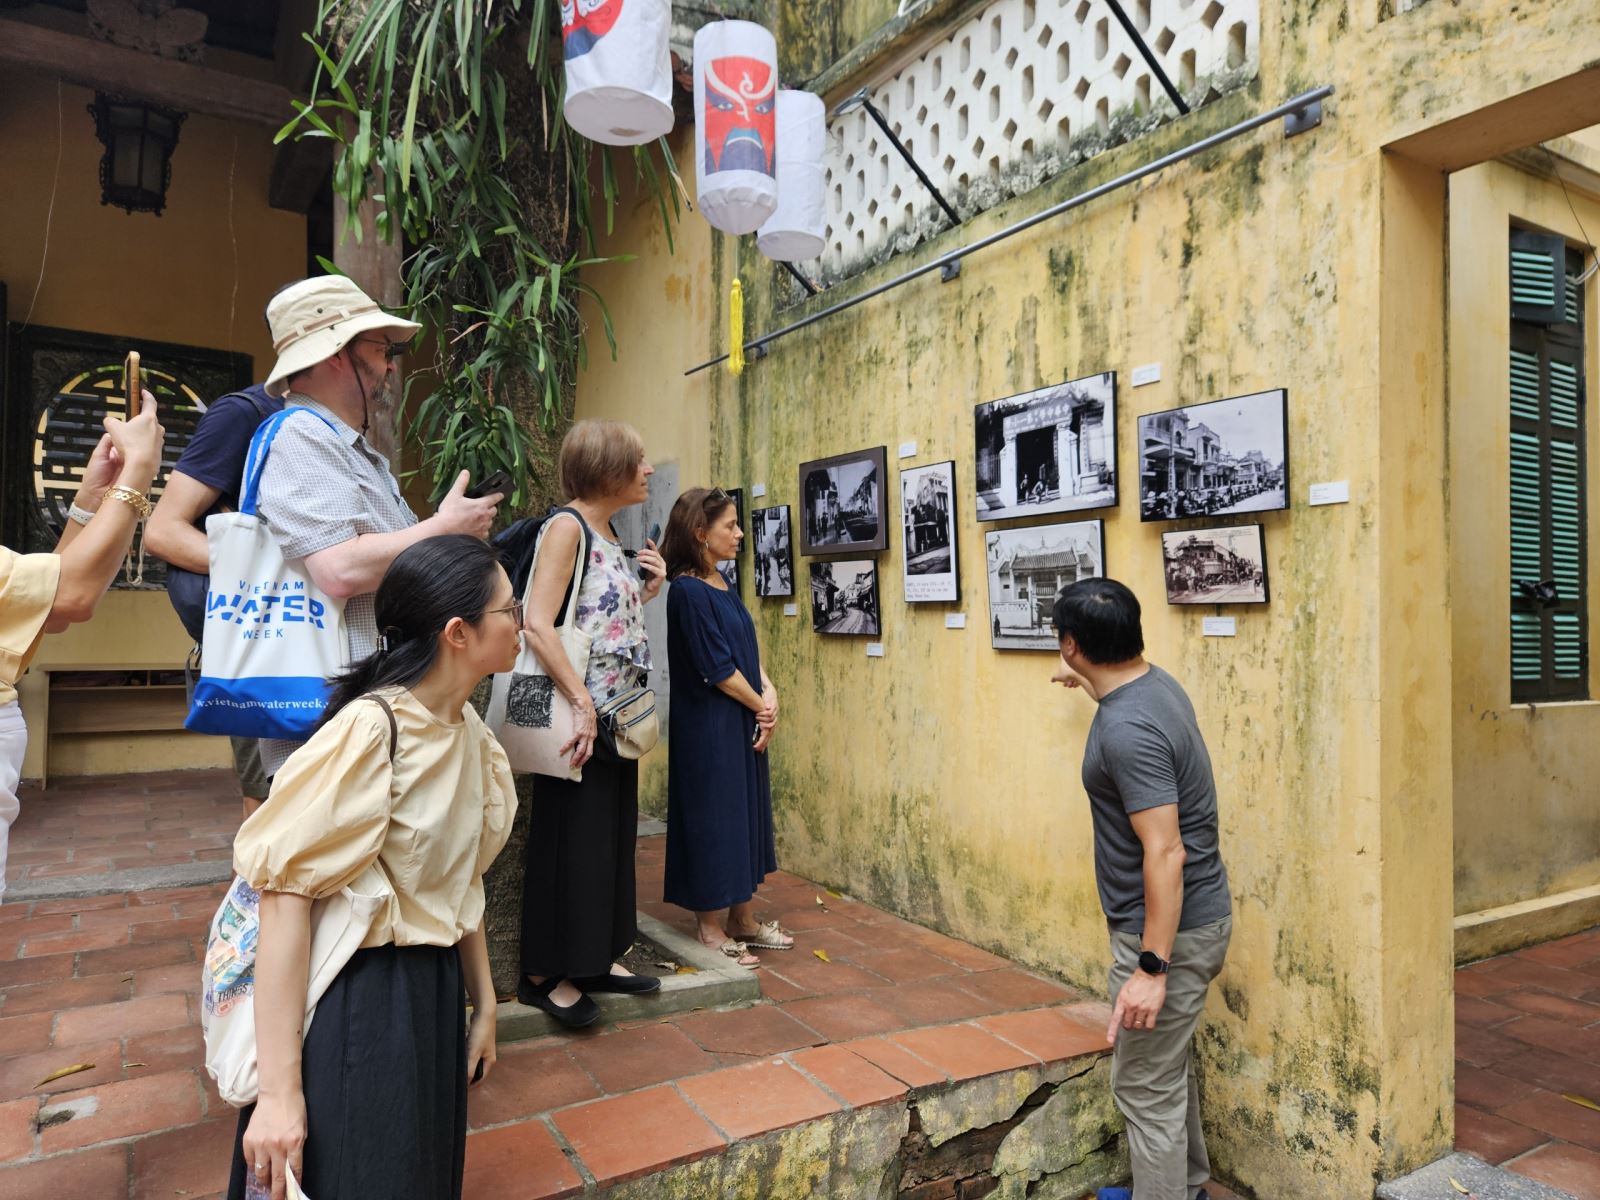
top-left (254, 394), bottom-right (417, 776)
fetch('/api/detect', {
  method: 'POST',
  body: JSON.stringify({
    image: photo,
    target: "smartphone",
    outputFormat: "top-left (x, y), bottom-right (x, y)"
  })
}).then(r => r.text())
top-left (638, 522), bottom-right (661, 580)
top-left (472, 1058), bottom-right (485, 1085)
top-left (466, 469), bottom-right (513, 501)
top-left (123, 351), bottom-right (141, 418)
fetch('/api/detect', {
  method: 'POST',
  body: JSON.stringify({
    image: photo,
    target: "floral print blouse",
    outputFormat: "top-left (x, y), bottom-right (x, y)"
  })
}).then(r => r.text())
top-left (566, 516), bottom-right (652, 702)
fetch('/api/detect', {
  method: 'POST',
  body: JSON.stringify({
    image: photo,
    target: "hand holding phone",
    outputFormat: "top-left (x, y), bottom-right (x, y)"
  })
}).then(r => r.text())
top-left (466, 469), bottom-right (513, 501)
top-left (124, 351), bottom-right (141, 418)
top-left (639, 522), bottom-right (662, 580)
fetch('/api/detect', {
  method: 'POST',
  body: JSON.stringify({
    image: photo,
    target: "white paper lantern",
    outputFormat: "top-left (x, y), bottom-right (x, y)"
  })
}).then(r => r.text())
top-left (562, 0), bottom-right (674, 146)
top-left (757, 90), bottom-right (827, 262)
top-left (694, 20), bottom-right (779, 235)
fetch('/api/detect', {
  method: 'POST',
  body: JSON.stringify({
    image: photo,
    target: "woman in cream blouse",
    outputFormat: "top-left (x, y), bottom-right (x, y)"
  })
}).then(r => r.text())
top-left (229, 535), bottom-right (521, 1200)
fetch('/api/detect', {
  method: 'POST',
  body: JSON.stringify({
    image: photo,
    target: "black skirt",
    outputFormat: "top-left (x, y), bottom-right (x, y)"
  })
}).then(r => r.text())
top-left (228, 943), bottom-right (467, 1200)
top-left (519, 754), bottom-right (639, 979)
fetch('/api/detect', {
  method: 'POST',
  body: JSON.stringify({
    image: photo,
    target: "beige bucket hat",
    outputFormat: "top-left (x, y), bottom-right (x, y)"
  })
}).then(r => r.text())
top-left (264, 276), bottom-right (422, 398)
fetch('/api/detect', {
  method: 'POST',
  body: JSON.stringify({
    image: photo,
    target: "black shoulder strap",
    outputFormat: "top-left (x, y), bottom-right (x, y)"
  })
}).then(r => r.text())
top-left (364, 694), bottom-right (399, 760)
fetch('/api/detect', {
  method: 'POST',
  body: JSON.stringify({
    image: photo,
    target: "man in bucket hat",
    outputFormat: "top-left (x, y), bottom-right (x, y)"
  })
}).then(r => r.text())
top-left (252, 275), bottom-right (503, 778)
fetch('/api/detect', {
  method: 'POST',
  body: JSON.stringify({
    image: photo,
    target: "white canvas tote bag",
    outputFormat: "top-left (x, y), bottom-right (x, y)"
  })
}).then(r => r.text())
top-left (486, 511), bottom-right (593, 781)
top-left (185, 408), bottom-right (348, 740)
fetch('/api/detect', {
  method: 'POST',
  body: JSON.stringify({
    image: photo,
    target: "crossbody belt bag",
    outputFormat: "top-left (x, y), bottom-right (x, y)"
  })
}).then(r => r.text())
top-left (593, 686), bottom-right (659, 761)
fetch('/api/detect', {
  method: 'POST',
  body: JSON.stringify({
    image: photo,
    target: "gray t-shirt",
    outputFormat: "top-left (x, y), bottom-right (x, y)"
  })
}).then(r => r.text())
top-left (1081, 664), bottom-right (1231, 933)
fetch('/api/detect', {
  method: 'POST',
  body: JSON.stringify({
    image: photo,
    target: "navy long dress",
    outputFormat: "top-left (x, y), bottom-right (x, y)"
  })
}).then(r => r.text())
top-left (664, 576), bottom-right (777, 912)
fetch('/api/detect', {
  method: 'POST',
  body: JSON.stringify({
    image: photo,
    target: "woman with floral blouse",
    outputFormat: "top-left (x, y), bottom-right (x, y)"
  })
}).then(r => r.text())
top-left (516, 420), bottom-right (666, 1027)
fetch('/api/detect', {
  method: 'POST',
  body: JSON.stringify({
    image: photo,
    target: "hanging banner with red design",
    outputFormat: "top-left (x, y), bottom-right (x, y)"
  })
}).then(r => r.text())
top-left (562, 0), bottom-right (673, 146)
top-left (694, 20), bottom-right (779, 235)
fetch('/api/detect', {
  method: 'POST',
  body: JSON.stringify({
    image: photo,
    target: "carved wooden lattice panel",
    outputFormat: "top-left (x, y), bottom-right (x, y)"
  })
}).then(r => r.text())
top-left (14, 329), bottom-right (250, 588)
top-left (815, 0), bottom-right (1260, 281)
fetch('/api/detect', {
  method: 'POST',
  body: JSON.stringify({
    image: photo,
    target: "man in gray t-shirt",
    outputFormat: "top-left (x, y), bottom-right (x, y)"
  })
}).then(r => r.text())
top-left (1053, 578), bottom-right (1231, 1200)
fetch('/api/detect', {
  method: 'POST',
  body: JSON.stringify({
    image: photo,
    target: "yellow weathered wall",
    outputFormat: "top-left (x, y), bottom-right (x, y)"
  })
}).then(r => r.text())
top-left (1448, 159), bottom-right (1600, 919)
top-left (575, 1), bottom-right (1600, 1193)
top-left (1, 70), bottom-right (304, 778)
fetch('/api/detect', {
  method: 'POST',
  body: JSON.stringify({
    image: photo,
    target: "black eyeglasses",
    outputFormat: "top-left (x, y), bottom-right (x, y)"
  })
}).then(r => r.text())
top-left (354, 336), bottom-right (412, 361)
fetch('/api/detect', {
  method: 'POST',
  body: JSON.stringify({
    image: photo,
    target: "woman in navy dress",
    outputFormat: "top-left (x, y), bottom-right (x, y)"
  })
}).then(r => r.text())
top-left (660, 488), bottom-right (794, 964)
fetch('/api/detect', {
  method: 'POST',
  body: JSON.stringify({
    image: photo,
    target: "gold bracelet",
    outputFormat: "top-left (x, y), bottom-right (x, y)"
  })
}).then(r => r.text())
top-left (103, 484), bottom-right (153, 519)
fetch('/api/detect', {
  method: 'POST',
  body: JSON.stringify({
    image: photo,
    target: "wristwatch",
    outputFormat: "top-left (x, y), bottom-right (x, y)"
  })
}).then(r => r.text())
top-left (1138, 950), bottom-right (1170, 976)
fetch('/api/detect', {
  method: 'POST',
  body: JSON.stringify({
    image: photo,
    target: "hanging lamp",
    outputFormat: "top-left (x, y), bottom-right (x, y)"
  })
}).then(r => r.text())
top-left (694, 19), bottom-right (779, 235)
top-left (561, 0), bottom-right (674, 146)
top-left (757, 90), bottom-right (827, 262)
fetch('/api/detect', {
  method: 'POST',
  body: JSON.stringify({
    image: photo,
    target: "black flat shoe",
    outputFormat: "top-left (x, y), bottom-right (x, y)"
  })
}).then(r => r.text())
top-left (517, 976), bottom-right (601, 1028)
top-left (571, 972), bottom-right (662, 995)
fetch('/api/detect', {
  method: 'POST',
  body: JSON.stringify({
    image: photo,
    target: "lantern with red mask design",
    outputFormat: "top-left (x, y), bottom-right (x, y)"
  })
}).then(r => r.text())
top-left (562, 0), bottom-right (673, 146)
top-left (694, 20), bottom-right (780, 234)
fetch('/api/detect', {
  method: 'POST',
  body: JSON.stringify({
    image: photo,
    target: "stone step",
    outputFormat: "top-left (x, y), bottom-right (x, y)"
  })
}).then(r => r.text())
top-left (463, 1004), bottom-right (1128, 1198)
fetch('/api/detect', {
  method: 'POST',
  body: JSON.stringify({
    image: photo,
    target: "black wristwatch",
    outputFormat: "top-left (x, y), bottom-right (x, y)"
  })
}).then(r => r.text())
top-left (1138, 950), bottom-right (1170, 976)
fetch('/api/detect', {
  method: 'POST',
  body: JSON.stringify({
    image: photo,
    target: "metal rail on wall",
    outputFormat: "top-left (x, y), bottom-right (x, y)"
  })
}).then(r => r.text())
top-left (684, 85), bottom-right (1333, 377)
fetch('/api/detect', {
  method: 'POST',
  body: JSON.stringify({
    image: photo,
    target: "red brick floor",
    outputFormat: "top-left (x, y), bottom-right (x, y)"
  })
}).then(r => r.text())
top-left (0, 777), bottom-right (1256, 1199)
top-left (8, 770), bottom-right (242, 889)
top-left (1455, 927), bottom-right (1600, 1199)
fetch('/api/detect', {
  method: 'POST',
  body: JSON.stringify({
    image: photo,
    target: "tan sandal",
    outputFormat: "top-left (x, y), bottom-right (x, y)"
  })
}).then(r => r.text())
top-left (707, 938), bottom-right (760, 968)
top-left (732, 921), bottom-right (794, 951)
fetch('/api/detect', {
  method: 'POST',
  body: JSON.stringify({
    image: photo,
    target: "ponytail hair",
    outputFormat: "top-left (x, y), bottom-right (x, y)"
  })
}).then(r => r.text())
top-left (317, 534), bottom-right (502, 728)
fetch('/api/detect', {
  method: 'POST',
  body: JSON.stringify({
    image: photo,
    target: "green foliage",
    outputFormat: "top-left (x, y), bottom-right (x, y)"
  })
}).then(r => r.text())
top-left (279, 0), bottom-right (684, 503)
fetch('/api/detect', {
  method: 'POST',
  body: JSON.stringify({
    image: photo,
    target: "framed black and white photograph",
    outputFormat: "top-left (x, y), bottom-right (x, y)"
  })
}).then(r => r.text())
top-left (798, 447), bottom-right (889, 555)
top-left (752, 505), bottom-right (793, 597)
top-left (974, 372), bottom-right (1117, 521)
top-left (900, 460), bottom-right (959, 603)
top-left (1161, 524), bottom-right (1269, 605)
top-left (809, 559), bottom-right (880, 635)
top-left (1136, 389), bottom-right (1288, 521)
top-left (985, 520), bottom-right (1105, 651)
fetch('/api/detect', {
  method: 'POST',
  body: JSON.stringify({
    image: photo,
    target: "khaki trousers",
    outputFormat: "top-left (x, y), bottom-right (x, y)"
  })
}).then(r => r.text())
top-left (1107, 915), bottom-right (1232, 1200)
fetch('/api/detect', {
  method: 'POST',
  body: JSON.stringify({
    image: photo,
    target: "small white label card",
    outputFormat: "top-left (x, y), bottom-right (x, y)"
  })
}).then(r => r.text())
top-left (898, 441), bottom-right (918, 459)
top-left (866, 642), bottom-right (885, 657)
top-left (1131, 362), bottom-right (1162, 387)
top-left (1308, 480), bottom-right (1349, 506)
top-left (782, 603), bottom-right (798, 617)
top-left (944, 613), bottom-right (967, 629)
top-left (1202, 616), bottom-right (1237, 637)
top-left (751, 483), bottom-right (767, 498)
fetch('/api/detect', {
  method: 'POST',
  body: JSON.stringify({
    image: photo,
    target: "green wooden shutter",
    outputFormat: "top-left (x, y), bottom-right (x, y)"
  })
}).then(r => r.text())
top-left (1510, 230), bottom-right (1567, 324)
top-left (1509, 243), bottom-right (1588, 702)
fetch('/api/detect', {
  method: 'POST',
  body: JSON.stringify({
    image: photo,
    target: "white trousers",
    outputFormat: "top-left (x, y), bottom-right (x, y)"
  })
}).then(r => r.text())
top-left (0, 701), bottom-right (27, 901)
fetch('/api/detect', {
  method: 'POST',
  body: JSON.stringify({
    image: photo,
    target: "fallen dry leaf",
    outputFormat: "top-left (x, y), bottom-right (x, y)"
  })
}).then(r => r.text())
top-left (653, 961), bottom-right (678, 971)
top-left (1564, 1093), bottom-right (1600, 1112)
top-left (674, 965), bottom-right (699, 975)
top-left (825, 889), bottom-right (842, 898)
top-left (813, 948), bottom-right (831, 963)
top-left (126, 1062), bottom-right (147, 1069)
top-left (36, 1062), bottom-right (95, 1087)
top-left (1448, 1178), bottom-right (1473, 1197)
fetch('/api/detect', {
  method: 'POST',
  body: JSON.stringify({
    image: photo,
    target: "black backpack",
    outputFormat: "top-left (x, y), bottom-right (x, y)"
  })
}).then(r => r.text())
top-left (491, 505), bottom-right (592, 612)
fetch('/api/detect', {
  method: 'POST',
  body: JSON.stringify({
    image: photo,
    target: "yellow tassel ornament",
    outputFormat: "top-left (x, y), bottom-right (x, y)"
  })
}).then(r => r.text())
top-left (728, 277), bottom-right (745, 376)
